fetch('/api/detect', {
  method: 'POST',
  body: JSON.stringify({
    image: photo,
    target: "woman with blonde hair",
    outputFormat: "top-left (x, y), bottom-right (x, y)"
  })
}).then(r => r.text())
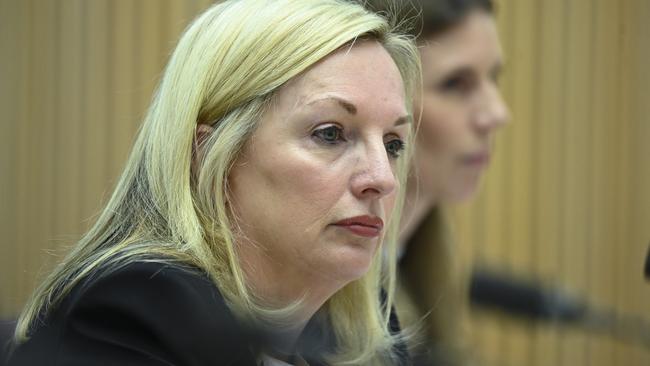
top-left (368, 0), bottom-right (510, 365)
top-left (7, 1), bottom-right (421, 365)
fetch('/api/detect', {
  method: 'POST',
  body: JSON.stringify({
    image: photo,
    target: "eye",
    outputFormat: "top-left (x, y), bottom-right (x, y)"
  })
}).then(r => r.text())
top-left (437, 69), bottom-right (477, 96)
top-left (440, 74), bottom-right (472, 94)
top-left (385, 138), bottom-right (405, 159)
top-left (312, 124), bottom-right (345, 145)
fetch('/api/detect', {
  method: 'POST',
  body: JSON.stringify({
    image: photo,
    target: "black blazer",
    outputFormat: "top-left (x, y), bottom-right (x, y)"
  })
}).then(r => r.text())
top-left (8, 262), bottom-right (260, 366)
top-left (8, 262), bottom-right (410, 366)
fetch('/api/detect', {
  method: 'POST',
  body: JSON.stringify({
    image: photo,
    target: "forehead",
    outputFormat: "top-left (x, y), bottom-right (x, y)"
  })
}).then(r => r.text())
top-left (420, 11), bottom-right (502, 71)
top-left (277, 41), bottom-right (407, 112)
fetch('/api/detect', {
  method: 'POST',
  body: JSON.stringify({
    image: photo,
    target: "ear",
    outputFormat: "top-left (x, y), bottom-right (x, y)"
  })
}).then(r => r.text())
top-left (192, 123), bottom-right (216, 176)
top-left (195, 123), bottom-right (215, 146)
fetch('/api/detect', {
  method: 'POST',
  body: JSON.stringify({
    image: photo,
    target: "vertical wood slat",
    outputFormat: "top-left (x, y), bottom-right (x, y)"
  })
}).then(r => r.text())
top-left (108, 0), bottom-right (137, 181)
top-left (80, 0), bottom-right (110, 224)
top-left (559, 0), bottom-right (593, 364)
top-left (0, 0), bottom-right (23, 316)
top-left (9, 0), bottom-right (29, 315)
top-left (549, 0), bottom-right (572, 360)
top-left (164, 0), bottom-right (191, 60)
top-left (503, 0), bottom-right (537, 364)
top-left (530, 0), bottom-right (565, 365)
top-left (16, 0), bottom-right (59, 312)
top-left (587, 0), bottom-right (618, 364)
top-left (613, 0), bottom-right (633, 362)
top-left (54, 0), bottom-right (84, 241)
top-left (628, 1), bottom-right (650, 364)
top-left (136, 0), bottom-right (163, 123)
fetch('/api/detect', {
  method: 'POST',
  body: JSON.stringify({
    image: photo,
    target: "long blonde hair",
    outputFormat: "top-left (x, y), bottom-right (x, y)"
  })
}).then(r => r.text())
top-left (15, 1), bottom-right (420, 364)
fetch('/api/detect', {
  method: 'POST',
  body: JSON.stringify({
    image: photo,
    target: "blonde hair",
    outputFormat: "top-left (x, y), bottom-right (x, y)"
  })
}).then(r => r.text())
top-left (15, 1), bottom-right (420, 364)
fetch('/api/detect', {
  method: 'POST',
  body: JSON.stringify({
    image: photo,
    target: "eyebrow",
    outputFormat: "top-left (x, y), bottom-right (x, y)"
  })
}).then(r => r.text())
top-left (306, 96), bottom-right (411, 126)
top-left (307, 96), bottom-right (357, 114)
top-left (444, 61), bottom-right (504, 76)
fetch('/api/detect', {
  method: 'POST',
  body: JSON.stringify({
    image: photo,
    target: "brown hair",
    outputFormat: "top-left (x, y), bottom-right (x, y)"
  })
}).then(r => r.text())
top-left (367, 0), bottom-right (494, 40)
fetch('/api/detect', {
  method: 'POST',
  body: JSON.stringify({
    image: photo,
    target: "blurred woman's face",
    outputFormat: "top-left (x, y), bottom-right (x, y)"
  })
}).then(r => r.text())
top-left (416, 10), bottom-right (509, 203)
top-left (228, 41), bottom-right (409, 295)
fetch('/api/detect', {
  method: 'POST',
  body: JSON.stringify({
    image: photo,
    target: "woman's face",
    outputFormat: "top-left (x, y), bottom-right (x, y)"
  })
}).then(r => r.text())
top-left (416, 10), bottom-right (509, 203)
top-left (228, 41), bottom-right (409, 291)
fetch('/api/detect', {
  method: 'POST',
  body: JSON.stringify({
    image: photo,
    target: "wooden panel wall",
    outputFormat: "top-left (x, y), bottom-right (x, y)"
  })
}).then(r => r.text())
top-left (1, 1), bottom-right (648, 365)
top-left (0, 0), bottom-right (215, 314)
top-left (454, 0), bottom-right (650, 365)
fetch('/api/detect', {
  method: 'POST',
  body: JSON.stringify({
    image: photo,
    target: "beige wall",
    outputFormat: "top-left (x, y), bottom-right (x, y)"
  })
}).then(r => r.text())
top-left (1, 0), bottom-right (648, 365)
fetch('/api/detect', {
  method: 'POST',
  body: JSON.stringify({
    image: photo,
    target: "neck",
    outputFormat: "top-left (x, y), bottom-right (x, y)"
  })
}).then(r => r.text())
top-left (236, 240), bottom-right (345, 354)
top-left (399, 174), bottom-right (438, 251)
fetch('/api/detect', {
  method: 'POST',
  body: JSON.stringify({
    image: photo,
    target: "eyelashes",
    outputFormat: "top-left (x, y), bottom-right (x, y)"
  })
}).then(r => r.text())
top-left (384, 139), bottom-right (405, 158)
top-left (311, 124), bottom-right (406, 159)
top-left (312, 125), bottom-right (343, 145)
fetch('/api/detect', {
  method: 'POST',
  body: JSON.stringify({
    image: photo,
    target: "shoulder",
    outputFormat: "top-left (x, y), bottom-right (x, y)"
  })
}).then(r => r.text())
top-left (70, 261), bottom-right (225, 316)
top-left (9, 261), bottom-right (259, 366)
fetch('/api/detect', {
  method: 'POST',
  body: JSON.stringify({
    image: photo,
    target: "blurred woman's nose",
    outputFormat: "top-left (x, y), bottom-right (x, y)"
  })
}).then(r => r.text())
top-left (350, 141), bottom-right (397, 200)
top-left (474, 82), bottom-right (510, 133)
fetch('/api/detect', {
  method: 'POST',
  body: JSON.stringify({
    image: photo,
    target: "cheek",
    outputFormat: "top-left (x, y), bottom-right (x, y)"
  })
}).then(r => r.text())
top-left (418, 97), bottom-right (462, 154)
top-left (257, 152), bottom-right (346, 223)
top-left (229, 153), bottom-right (348, 258)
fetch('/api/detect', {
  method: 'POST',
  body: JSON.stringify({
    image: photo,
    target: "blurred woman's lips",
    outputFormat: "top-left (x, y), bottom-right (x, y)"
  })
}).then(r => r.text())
top-left (462, 151), bottom-right (491, 166)
top-left (332, 215), bottom-right (384, 238)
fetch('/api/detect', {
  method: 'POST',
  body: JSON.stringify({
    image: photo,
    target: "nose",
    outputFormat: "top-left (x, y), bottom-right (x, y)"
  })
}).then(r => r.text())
top-left (474, 82), bottom-right (510, 134)
top-left (350, 141), bottom-right (397, 200)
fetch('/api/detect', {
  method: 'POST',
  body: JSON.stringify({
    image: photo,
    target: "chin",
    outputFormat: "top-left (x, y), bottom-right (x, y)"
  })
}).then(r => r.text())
top-left (443, 177), bottom-right (481, 203)
top-left (327, 244), bottom-right (377, 282)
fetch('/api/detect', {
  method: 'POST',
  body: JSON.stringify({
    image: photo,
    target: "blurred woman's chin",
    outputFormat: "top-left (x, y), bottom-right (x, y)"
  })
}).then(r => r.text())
top-left (442, 175), bottom-right (482, 204)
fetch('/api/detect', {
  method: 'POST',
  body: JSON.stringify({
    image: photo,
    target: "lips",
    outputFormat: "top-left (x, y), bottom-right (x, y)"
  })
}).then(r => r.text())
top-left (463, 151), bottom-right (490, 166)
top-left (332, 215), bottom-right (384, 238)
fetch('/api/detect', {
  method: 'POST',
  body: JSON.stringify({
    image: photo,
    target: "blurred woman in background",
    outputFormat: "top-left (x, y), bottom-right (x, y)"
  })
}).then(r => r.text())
top-left (369, 0), bottom-right (510, 364)
top-left (7, 1), bottom-right (420, 365)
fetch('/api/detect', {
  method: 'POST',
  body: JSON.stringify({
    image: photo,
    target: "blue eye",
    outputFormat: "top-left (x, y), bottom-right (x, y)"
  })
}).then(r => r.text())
top-left (385, 139), bottom-right (405, 158)
top-left (312, 125), bottom-right (344, 144)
